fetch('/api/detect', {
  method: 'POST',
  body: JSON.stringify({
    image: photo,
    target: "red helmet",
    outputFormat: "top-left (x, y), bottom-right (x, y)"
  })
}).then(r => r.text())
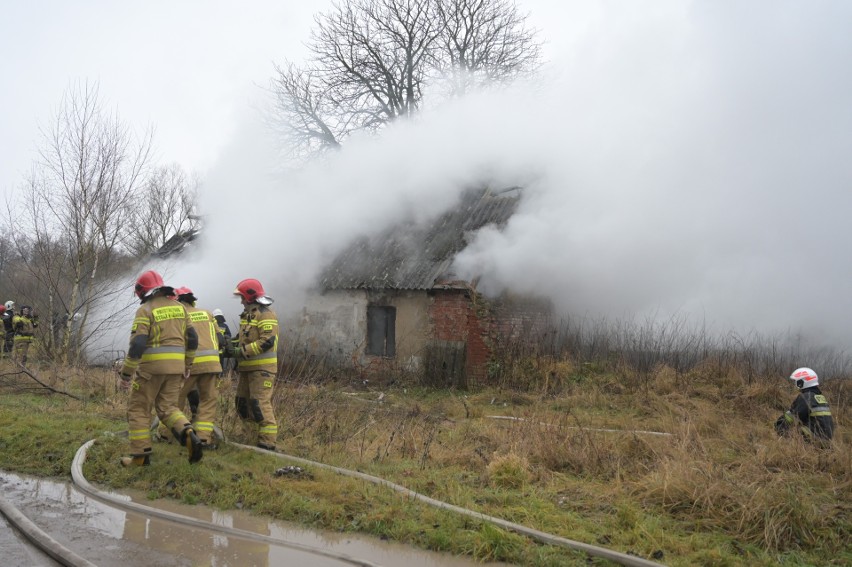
top-left (234, 278), bottom-right (266, 303)
top-left (174, 286), bottom-right (196, 303)
top-left (0, 305), bottom-right (5, 315)
top-left (135, 270), bottom-right (165, 299)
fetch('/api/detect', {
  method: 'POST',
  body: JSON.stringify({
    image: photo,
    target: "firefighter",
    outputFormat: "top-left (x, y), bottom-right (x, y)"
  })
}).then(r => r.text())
top-left (12, 305), bottom-right (38, 364)
top-left (775, 367), bottom-right (834, 444)
top-left (174, 287), bottom-right (224, 449)
top-left (118, 270), bottom-right (203, 466)
top-left (232, 278), bottom-right (279, 450)
top-left (212, 308), bottom-right (233, 376)
top-left (2, 300), bottom-right (15, 357)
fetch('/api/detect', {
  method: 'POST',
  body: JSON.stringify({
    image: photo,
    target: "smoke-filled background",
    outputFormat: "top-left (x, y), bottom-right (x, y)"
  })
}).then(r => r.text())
top-left (3, 1), bottom-right (852, 356)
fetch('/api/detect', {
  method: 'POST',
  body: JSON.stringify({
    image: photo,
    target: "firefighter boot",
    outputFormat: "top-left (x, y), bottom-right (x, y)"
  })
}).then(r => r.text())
top-left (180, 425), bottom-right (204, 464)
top-left (120, 454), bottom-right (150, 467)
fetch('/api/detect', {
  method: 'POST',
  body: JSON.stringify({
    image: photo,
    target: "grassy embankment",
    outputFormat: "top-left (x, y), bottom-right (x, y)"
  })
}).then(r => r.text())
top-left (0, 359), bottom-right (849, 566)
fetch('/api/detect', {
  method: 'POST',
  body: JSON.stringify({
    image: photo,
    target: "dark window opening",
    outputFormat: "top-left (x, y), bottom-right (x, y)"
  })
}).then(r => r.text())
top-left (367, 305), bottom-right (396, 357)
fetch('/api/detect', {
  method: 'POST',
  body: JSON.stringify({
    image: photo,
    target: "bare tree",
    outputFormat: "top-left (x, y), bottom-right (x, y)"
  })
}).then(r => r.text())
top-left (270, 62), bottom-right (343, 157)
top-left (0, 226), bottom-right (14, 297)
top-left (126, 163), bottom-right (199, 256)
top-left (311, 0), bottom-right (440, 125)
top-left (8, 81), bottom-right (152, 363)
top-left (433, 0), bottom-right (541, 96)
top-left (272, 0), bottom-right (540, 158)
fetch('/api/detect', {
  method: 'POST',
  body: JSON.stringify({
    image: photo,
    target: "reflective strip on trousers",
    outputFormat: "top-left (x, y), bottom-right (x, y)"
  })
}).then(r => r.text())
top-left (260, 425), bottom-right (278, 436)
top-left (162, 411), bottom-right (189, 429)
top-left (128, 429), bottom-right (151, 441)
top-left (195, 421), bottom-right (214, 433)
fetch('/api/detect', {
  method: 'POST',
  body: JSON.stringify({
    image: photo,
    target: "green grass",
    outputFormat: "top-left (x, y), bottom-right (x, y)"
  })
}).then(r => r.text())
top-left (0, 365), bottom-right (849, 567)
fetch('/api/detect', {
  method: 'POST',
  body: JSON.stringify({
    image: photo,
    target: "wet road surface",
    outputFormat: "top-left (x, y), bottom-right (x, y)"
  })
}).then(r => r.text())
top-left (1, 472), bottom-right (512, 567)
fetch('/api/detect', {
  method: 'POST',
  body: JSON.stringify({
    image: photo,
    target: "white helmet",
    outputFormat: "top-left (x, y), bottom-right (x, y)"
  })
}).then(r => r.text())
top-left (4, 301), bottom-right (13, 310)
top-left (212, 308), bottom-right (224, 317)
top-left (790, 367), bottom-right (819, 389)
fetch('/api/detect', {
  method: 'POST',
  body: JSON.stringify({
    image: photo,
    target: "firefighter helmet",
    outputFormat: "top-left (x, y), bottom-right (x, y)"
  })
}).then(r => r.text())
top-left (790, 367), bottom-right (819, 389)
top-left (234, 278), bottom-right (270, 304)
top-left (212, 308), bottom-right (223, 317)
top-left (174, 286), bottom-right (196, 303)
top-left (135, 270), bottom-right (166, 300)
top-left (4, 300), bottom-right (14, 311)
top-left (0, 305), bottom-right (5, 315)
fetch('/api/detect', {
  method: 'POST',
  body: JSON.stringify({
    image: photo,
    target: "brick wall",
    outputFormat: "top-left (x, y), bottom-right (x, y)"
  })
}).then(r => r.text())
top-left (428, 290), bottom-right (491, 384)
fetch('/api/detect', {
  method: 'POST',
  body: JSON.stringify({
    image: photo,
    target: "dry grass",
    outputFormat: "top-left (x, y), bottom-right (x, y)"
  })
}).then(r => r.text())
top-left (253, 360), bottom-right (851, 563)
top-left (4, 354), bottom-right (850, 565)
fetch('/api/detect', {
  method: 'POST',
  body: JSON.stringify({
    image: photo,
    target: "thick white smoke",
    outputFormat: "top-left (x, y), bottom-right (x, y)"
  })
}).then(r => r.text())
top-left (92, 0), bottom-right (852, 359)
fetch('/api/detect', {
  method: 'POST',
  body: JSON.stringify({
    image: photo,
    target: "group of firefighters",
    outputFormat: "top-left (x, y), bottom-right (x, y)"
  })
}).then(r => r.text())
top-left (0, 300), bottom-right (38, 364)
top-left (4, 268), bottom-right (836, 467)
top-left (118, 270), bottom-right (279, 466)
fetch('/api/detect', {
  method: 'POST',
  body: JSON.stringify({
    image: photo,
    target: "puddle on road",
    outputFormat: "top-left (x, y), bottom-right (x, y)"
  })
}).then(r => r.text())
top-left (0, 472), bottom-right (512, 567)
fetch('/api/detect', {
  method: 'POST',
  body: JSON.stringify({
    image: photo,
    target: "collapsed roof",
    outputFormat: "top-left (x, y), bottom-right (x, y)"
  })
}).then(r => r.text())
top-left (320, 187), bottom-right (520, 291)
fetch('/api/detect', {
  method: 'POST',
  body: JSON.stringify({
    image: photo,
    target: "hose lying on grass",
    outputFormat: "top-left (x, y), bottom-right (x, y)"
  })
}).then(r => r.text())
top-left (237, 442), bottom-right (667, 567)
top-left (485, 415), bottom-right (674, 436)
top-left (73, 436), bottom-right (666, 567)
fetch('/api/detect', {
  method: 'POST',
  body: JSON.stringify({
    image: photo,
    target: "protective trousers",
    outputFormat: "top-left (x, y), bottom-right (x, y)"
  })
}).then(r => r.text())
top-left (13, 339), bottom-right (31, 364)
top-left (178, 372), bottom-right (220, 444)
top-left (235, 369), bottom-right (278, 447)
top-left (127, 371), bottom-right (191, 456)
top-left (3, 332), bottom-right (14, 356)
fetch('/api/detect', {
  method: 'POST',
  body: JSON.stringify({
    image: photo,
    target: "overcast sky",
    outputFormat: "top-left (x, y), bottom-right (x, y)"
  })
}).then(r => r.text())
top-left (3, 1), bottom-right (852, 354)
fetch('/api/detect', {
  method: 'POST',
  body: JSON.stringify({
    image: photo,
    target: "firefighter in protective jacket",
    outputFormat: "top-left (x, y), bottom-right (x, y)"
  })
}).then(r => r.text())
top-left (232, 278), bottom-right (279, 450)
top-left (175, 287), bottom-right (224, 448)
top-left (12, 305), bottom-right (38, 364)
top-left (118, 270), bottom-right (203, 466)
top-left (1, 301), bottom-right (13, 357)
top-left (775, 367), bottom-right (834, 443)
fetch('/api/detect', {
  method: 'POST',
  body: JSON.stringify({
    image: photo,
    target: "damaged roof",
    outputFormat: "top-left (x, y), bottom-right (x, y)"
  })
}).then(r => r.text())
top-left (320, 187), bottom-right (520, 291)
top-left (151, 228), bottom-right (201, 259)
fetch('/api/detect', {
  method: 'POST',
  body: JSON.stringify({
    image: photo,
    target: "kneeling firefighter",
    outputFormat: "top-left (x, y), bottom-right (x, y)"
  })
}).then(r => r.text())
top-left (118, 270), bottom-right (203, 466)
top-left (231, 278), bottom-right (279, 450)
top-left (775, 367), bottom-right (834, 444)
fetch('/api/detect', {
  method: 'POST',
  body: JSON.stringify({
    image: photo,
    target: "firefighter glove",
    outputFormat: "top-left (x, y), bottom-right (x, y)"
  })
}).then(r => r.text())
top-left (227, 338), bottom-right (243, 359)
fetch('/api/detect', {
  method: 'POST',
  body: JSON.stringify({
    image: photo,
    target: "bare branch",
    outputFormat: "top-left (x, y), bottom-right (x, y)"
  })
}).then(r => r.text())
top-left (11, 80), bottom-right (155, 363)
top-left (434, 0), bottom-right (542, 95)
top-left (270, 0), bottom-right (542, 158)
top-left (125, 163), bottom-right (199, 257)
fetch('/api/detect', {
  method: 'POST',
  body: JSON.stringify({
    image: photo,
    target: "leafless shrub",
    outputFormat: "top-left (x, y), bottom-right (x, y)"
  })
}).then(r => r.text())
top-left (484, 312), bottom-right (852, 392)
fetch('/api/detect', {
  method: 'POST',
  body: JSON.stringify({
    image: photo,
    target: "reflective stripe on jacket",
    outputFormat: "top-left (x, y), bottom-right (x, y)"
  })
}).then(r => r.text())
top-left (186, 306), bottom-right (223, 375)
top-left (122, 296), bottom-right (194, 375)
top-left (12, 315), bottom-right (36, 342)
top-left (237, 304), bottom-right (278, 373)
top-left (790, 387), bottom-right (834, 441)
